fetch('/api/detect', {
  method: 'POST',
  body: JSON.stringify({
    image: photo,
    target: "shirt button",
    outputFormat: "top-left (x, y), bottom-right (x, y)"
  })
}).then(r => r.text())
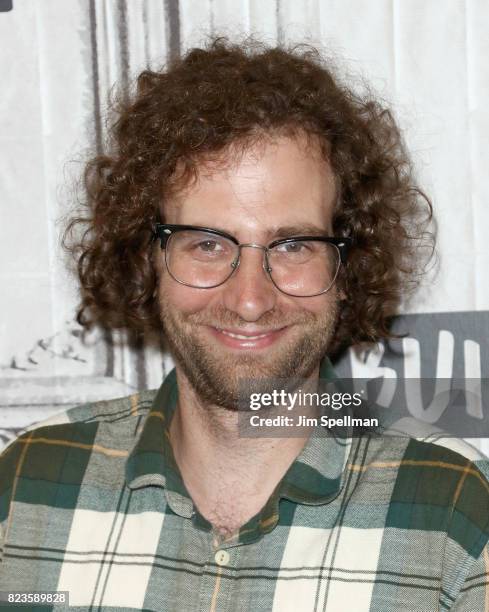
top-left (214, 549), bottom-right (230, 566)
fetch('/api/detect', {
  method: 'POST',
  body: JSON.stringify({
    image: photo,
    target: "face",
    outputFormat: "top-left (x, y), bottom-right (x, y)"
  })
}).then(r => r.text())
top-left (155, 134), bottom-right (341, 410)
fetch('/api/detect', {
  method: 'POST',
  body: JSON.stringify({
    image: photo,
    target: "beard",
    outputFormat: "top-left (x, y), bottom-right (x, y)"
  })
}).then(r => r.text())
top-left (158, 296), bottom-right (339, 411)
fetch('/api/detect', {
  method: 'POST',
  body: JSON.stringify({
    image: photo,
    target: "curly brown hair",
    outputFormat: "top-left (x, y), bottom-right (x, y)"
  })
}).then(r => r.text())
top-left (65, 37), bottom-right (435, 357)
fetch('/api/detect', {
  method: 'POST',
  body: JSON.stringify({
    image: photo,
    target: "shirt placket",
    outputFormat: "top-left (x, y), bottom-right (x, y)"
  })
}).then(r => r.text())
top-left (196, 527), bottom-right (243, 612)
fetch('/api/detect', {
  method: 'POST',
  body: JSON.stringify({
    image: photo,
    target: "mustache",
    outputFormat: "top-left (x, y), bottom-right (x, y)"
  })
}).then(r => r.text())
top-left (184, 307), bottom-right (318, 329)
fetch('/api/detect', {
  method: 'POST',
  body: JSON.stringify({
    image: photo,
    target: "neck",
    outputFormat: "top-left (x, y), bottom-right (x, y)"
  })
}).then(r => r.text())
top-left (169, 364), bottom-right (320, 537)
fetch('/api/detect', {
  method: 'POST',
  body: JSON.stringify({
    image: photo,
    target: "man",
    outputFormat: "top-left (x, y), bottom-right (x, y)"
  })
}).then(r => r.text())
top-left (1, 38), bottom-right (488, 611)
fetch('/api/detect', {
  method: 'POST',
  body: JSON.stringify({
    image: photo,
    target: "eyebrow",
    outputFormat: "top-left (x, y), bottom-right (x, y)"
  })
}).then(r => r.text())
top-left (268, 224), bottom-right (332, 239)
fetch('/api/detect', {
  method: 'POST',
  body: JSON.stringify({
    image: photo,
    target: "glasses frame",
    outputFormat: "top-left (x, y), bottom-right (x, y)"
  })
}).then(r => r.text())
top-left (153, 223), bottom-right (352, 297)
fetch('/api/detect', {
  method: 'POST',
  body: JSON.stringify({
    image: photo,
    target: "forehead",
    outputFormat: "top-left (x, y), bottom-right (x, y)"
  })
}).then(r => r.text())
top-left (162, 133), bottom-right (337, 237)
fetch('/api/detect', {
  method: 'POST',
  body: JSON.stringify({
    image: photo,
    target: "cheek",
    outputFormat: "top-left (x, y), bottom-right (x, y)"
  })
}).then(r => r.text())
top-left (154, 249), bottom-right (210, 314)
top-left (301, 290), bottom-right (340, 318)
top-left (158, 273), bottom-right (220, 315)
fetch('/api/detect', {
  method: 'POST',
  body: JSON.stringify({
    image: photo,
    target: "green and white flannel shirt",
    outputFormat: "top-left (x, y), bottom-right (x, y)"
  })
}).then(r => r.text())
top-left (1, 359), bottom-right (489, 611)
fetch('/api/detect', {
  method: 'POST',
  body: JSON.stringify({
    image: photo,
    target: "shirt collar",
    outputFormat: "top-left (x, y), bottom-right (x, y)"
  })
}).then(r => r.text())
top-left (125, 367), bottom-right (186, 483)
top-left (125, 357), bottom-right (352, 525)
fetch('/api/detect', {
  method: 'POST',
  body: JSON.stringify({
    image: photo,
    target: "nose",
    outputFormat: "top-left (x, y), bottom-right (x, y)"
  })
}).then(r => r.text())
top-left (222, 245), bottom-right (277, 321)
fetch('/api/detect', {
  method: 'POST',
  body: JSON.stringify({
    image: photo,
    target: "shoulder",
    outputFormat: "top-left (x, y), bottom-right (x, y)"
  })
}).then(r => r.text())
top-left (2, 388), bottom-right (157, 452)
top-left (383, 415), bottom-right (489, 473)
top-left (359, 433), bottom-right (489, 554)
top-left (18, 388), bottom-right (157, 432)
top-left (352, 434), bottom-right (489, 608)
top-left (0, 389), bottom-right (157, 521)
top-left (361, 433), bottom-right (489, 505)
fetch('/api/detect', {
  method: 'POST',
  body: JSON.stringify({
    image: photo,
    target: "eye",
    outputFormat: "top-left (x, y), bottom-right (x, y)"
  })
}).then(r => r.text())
top-left (276, 241), bottom-right (309, 253)
top-left (196, 239), bottom-right (223, 252)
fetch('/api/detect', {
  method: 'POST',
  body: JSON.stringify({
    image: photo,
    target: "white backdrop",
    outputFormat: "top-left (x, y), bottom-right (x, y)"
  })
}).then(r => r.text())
top-left (1, 0), bottom-right (488, 450)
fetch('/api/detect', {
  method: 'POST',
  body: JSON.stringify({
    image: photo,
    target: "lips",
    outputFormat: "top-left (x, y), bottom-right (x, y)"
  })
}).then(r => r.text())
top-left (217, 328), bottom-right (281, 340)
top-left (208, 325), bottom-right (288, 349)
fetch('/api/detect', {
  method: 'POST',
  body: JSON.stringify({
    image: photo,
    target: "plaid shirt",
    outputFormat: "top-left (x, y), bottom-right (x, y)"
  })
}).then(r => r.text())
top-left (1, 360), bottom-right (489, 611)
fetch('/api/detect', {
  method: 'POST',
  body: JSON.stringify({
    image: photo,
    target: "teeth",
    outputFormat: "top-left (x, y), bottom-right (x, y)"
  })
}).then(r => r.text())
top-left (219, 330), bottom-right (271, 340)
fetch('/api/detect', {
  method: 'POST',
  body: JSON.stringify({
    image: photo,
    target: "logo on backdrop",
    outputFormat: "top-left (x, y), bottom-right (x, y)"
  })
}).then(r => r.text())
top-left (333, 311), bottom-right (489, 437)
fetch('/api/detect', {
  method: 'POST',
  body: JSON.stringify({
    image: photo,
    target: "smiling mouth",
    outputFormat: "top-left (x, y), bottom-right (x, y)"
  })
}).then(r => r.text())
top-left (207, 325), bottom-right (289, 349)
top-left (216, 329), bottom-right (281, 340)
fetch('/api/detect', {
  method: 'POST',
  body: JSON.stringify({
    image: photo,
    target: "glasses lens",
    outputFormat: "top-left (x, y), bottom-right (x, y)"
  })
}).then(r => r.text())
top-left (165, 230), bottom-right (238, 288)
top-left (267, 240), bottom-right (341, 296)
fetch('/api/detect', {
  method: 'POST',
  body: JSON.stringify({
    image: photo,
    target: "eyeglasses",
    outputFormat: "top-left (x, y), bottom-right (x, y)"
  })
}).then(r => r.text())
top-left (153, 223), bottom-right (352, 298)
